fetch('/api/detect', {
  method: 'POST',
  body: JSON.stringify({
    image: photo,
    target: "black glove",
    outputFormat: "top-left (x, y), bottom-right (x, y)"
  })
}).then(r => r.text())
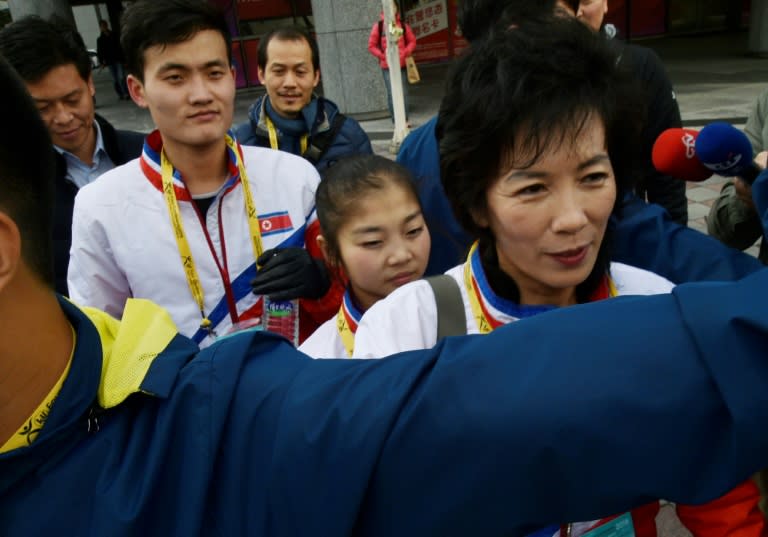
top-left (251, 247), bottom-right (331, 301)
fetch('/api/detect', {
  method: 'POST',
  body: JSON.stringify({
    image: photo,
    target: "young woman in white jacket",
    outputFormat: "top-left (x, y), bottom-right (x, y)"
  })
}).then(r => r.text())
top-left (299, 155), bottom-right (431, 358)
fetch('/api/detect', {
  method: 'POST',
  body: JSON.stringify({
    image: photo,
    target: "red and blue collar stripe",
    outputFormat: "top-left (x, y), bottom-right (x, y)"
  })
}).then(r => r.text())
top-left (139, 130), bottom-right (242, 201)
top-left (340, 288), bottom-right (364, 334)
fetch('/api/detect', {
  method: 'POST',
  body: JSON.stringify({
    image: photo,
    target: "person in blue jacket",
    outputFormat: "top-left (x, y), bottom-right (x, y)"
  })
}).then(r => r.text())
top-left (399, 0), bottom-right (763, 280)
top-left (234, 26), bottom-right (372, 173)
top-left (9, 3), bottom-right (768, 536)
top-left (7, 31), bottom-right (768, 535)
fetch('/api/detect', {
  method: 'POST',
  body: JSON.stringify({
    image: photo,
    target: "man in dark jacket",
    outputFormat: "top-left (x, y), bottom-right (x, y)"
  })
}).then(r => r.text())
top-left (234, 26), bottom-right (372, 173)
top-left (96, 19), bottom-right (130, 100)
top-left (569, 0), bottom-right (688, 225)
top-left (0, 16), bottom-right (144, 296)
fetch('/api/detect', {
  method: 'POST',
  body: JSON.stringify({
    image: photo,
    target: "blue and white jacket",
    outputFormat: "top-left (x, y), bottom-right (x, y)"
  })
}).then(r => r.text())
top-left (5, 279), bottom-right (768, 535)
top-left (68, 130), bottom-right (326, 347)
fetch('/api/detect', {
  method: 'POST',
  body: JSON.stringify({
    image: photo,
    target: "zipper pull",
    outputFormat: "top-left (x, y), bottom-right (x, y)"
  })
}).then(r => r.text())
top-left (87, 407), bottom-right (100, 434)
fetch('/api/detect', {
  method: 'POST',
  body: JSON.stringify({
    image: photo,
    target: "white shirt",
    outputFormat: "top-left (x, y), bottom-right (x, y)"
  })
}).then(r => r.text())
top-left (54, 121), bottom-right (115, 189)
top-left (353, 262), bottom-right (675, 359)
top-left (298, 317), bottom-right (347, 358)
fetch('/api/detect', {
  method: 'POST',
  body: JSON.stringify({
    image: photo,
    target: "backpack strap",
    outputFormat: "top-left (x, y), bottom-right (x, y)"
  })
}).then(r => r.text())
top-left (304, 112), bottom-right (347, 165)
top-left (426, 274), bottom-right (467, 341)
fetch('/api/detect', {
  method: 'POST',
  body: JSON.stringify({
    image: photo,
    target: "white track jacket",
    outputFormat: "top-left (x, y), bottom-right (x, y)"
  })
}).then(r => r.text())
top-left (68, 131), bottom-right (321, 347)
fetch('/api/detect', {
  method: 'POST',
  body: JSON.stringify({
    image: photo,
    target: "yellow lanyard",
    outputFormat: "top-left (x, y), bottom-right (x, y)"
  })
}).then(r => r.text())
top-left (336, 308), bottom-right (355, 357)
top-left (160, 135), bottom-right (264, 332)
top-left (462, 241), bottom-right (618, 335)
top-left (462, 242), bottom-right (496, 335)
top-left (0, 325), bottom-right (75, 453)
top-left (336, 307), bottom-right (356, 357)
top-left (265, 115), bottom-right (308, 155)
top-left (335, 290), bottom-right (362, 357)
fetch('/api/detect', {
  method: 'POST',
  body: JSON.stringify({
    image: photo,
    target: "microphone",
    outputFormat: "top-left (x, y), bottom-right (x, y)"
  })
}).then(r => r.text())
top-left (652, 128), bottom-right (713, 182)
top-left (695, 122), bottom-right (759, 184)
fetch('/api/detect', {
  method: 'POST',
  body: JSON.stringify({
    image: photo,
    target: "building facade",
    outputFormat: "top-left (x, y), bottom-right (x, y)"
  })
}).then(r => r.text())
top-left (218, 0), bottom-right (751, 89)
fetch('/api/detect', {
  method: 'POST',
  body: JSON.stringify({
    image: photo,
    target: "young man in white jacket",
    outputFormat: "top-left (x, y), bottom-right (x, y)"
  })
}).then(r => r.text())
top-left (68, 0), bottom-right (342, 346)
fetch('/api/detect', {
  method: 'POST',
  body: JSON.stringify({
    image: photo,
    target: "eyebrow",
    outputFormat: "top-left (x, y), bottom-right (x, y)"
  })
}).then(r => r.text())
top-left (576, 154), bottom-right (611, 171)
top-left (156, 59), bottom-right (228, 75)
top-left (505, 153), bottom-right (610, 180)
top-left (34, 88), bottom-right (81, 104)
top-left (351, 210), bottom-right (423, 235)
top-left (269, 61), bottom-right (308, 69)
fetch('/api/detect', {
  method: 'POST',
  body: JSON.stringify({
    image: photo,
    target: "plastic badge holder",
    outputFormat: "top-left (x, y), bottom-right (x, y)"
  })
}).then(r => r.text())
top-left (262, 297), bottom-right (299, 346)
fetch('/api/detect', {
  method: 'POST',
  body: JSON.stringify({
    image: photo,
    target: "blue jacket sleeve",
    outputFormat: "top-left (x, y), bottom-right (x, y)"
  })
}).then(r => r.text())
top-left (208, 269), bottom-right (768, 536)
top-left (613, 194), bottom-right (763, 282)
top-left (751, 168), bottom-right (768, 233)
top-left (398, 117), bottom-right (473, 275)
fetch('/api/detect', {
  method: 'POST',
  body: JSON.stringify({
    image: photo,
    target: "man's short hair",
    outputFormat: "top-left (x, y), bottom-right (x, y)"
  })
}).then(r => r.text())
top-left (458, 0), bottom-right (558, 42)
top-left (0, 57), bottom-right (55, 285)
top-left (0, 15), bottom-right (92, 83)
top-left (121, 0), bottom-right (232, 81)
top-left (257, 27), bottom-right (320, 72)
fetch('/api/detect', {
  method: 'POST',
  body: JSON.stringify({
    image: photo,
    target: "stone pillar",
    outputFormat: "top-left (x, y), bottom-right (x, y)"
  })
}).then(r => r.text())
top-left (310, 0), bottom-right (388, 119)
top-left (749, 0), bottom-right (768, 56)
top-left (7, 0), bottom-right (74, 24)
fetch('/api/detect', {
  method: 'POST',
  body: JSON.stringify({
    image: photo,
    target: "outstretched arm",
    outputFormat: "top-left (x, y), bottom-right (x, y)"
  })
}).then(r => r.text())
top-left (216, 268), bottom-right (768, 535)
top-left (612, 194), bottom-right (763, 283)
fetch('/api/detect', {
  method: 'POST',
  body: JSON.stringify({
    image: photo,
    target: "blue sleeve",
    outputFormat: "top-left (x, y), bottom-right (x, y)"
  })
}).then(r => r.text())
top-left (211, 269), bottom-right (768, 535)
top-left (350, 120), bottom-right (373, 155)
top-left (751, 168), bottom-right (768, 233)
top-left (612, 194), bottom-right (763, 282)
top-left (397, 117), bottom-right (441, 179)
top-left (398, 116), bottom-right (472, 275)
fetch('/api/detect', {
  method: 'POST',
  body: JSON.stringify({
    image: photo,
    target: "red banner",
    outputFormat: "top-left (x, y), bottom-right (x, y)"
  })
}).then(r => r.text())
top-left (405, 0), bottom-right (454, 63)
top-left (235, 0), bottom-right (311, 21)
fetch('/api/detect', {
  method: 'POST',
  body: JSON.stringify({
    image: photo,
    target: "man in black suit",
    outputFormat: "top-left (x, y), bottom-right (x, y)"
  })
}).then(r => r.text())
top-left (0, 16), bottom-right (144, 295)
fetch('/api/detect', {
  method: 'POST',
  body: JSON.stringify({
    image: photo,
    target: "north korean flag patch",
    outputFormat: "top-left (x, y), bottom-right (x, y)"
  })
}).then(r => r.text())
top-left (259, 211), bottom-right (293, 236)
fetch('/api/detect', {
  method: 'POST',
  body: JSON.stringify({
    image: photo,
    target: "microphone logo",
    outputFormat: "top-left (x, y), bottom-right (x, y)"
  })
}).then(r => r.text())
top-left (682, 133), bottom-right (696, 159)
top-left (705, 153), bottom-right (743, 172)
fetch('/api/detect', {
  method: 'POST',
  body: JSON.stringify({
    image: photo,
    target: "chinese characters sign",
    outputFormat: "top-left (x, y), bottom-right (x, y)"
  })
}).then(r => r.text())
top-left (405, 0), bottom-right (448, 40)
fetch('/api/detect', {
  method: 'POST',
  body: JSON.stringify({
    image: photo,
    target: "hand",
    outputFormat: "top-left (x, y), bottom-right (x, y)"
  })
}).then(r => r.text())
top-left (251, 248), bottom-right (330, 301)
top-left (734, 177), bottom-right (755, 211)
top-left (755, 150), bottom-right (768, 170)
top-left (389, 22), bottom-right (404, 39)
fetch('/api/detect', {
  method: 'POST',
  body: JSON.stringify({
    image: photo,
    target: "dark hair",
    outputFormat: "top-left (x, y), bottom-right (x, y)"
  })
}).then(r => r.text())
top-left (458, 0), bottom-right (558, 43)
top-left (0, 15), bottom-right (92, 83)
top-left (121, 0), bottom-right (232, 81)
top-left (317, 155), bottom-right (422, 267)
top-left (559, 0), bottom-right (580, 13)
top-left (0, 57), bottom-right (55, 285)
top-left (437, 18), bottom-right (643, 301)
top-left (258, 27), bottom-right (320, 72)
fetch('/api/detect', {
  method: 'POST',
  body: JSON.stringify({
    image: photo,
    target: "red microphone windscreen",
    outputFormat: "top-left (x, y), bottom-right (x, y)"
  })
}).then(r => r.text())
top-left (652, 128), bottom-right (713, 182)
